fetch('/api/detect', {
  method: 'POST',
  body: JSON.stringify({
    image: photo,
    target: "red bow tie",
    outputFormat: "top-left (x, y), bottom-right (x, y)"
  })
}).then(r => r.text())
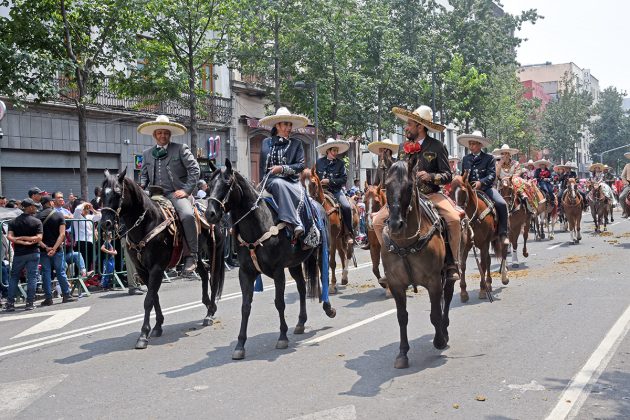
top-left (404, 142), bottom-right (422, 155)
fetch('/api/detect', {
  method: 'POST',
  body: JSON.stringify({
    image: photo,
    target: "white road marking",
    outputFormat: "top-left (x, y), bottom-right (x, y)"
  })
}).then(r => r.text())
top-left (546, 243), bottom-right (564, 250)
top-left (546, 303), bottom-right (630, 420)
top-left (0, 374), bottom-right (67, 418)
top-left (0, 262), bottom-right (373, 357)
top-left (288, 405), bottom-right (357, 420)
top-left (303, 309), bottom-right (397, 345)
top-left (508, 380), bottom-right (546, 392)
top-left (5, 307), bottom-right (91, 339)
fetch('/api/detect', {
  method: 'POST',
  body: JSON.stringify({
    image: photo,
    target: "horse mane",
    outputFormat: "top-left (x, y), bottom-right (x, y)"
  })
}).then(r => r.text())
top-left (387, 160), bottom-right (409, 184)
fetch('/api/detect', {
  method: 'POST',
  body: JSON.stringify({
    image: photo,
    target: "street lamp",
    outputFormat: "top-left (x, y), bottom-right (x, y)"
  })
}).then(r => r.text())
top-left (294, 80), bottom-right (318, 165)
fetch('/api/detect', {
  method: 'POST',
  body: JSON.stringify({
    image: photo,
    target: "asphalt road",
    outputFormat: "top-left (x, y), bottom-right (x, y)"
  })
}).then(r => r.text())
top-left (1, 210), bottom-right (629, 420)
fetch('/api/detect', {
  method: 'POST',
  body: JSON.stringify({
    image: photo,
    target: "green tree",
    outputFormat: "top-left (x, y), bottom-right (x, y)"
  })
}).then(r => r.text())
top-left (115, 0), bottom-right (244, 153)
top-left (588, 87), bottom-right (630, 168)
top-left (1, 0), bottom-right (142, 199)
top-left (541, 76), bottom-right (592, 163)
top-left (442, 54), bottom-right (487, 131)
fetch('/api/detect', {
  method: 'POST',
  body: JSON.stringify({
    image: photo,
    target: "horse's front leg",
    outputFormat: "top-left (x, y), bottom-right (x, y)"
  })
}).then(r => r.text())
top-left (233, 268), bottom-right (256, 360)
top-left (460, 242), bottom-right (472, 303)
top-left (289, 265), bottom-right (307, 335)
top-left (199, 261), bottom-right (214, 326)
top-left (340, 243), bottom-right (349, 286)
top-left (273, 269), bottom-right (290, 349)
top-left (134, 265), bottom-right (153, 349)
top-left (390, 285), bottom-right (410, 369)
top-left (509, 222), bottom-right (520, 268)
top-left (429, 282), bottom-right (447, 350)
top-left (522, 216), bottom-right (529, 258)
top-left (368, 233), bottom-right (382, 282)
top-left (329, 241), bottom-right (338, 294)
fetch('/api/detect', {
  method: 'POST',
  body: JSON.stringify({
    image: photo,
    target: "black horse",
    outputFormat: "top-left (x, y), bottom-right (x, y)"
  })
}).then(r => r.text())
top-left (205, 159), bottom-right (336, 360)
top-left (100, 169), bottom-right (225, 350)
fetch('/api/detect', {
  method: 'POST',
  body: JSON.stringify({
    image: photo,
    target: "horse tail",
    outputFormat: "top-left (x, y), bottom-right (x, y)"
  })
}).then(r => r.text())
top-left (491, 238), bottom-right (505, 262)
top-left (211, 223), bottom-right (226, 300)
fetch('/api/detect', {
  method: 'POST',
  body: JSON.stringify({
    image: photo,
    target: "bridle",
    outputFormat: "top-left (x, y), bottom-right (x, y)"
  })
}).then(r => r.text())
top-left (208, 173), bottom-right (236, 213)
top-left (208, 172), bottom-right (270, 228)
top-left (100, 178), bottom-right (147, 238)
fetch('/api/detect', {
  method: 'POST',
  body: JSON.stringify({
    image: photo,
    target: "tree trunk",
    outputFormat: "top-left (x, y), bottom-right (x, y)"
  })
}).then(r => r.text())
top-left (78, 103), bottom-right (89, 200)
top-left (376, 84), bottom-right (382, 141)
top-left (189, 63), bottom-right (198, 155)
top-left (273, 15), bottom-right (280, 110)
top-left (331, 43), bottom-right (338, 139)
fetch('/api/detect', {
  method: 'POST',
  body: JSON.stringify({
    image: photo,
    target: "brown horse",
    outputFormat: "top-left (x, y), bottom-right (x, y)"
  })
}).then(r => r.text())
top-left (498, 176), bottom-right (530, 268)
top-left (589, 182), bottom-right (611, 233)
top-left (562, 178), bottom-right (583, 243)
top-left (533, 186), bottom-right (558, 240)
top-left (363, 183), bottom-right (387, 285)
top-left (450, 172), bottom-right (508, 301)
top-left (381, 160), bottom-right (450, 369)
top-left (301, 168), bottom-right (357, 293)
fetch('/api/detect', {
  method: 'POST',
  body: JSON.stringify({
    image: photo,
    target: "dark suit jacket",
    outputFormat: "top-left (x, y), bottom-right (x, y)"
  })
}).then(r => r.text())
top-left (398, 135), bottom-right (452, 194)
top-left (259, 136), bottom-right (305, 182)
top-left (315, 157), bottom-right (347, 193)
top-left (140, 142), bottom-right (200, 195)
top-left (462, 151), bottom-right (496, 192)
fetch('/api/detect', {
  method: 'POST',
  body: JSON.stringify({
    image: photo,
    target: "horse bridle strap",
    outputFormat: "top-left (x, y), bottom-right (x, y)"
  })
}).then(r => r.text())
top-left (127, 216), bottom-right (175, 260)
top-left (237, 222), bottom-right (286, 273)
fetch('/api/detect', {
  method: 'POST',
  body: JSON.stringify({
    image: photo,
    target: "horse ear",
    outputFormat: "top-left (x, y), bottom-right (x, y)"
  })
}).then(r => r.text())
top-left (104, 169), bottom-right (110, 177)
top-left (209, 160), bottom-right (217, 172)
top-left (118, 167), bottom-right (127, 182)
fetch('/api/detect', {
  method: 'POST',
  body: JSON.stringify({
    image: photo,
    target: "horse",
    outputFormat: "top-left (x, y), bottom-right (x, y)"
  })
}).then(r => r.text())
top-left (380, 160), bottom-right (451, 369)
top-left (363, 182), bottom-right (387, 286)
top-left (205, 159), bottom-right (335, 360)
top-left (498, 176), bottom-right (530, 268)
top-left (450, 172), bottom-right (508, 301)
top-left (533, 185), bottom-right (558, 240)
top-left (562, 178), bottom-right (583, 244)
top-left (100, 169), bottom-right (226, 350)
top-left (589, 182), bottom-right (611, 233)
top-left (300, 167), bottom-right (357, 294)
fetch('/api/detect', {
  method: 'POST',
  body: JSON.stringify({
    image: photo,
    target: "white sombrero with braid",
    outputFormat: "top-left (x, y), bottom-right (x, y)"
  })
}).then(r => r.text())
top-left (138, 115), bottom-right (187, 136)
top-left (258, 107), bottom-right (309, 130)
top-left (391, 105), bottom-right (446, 133)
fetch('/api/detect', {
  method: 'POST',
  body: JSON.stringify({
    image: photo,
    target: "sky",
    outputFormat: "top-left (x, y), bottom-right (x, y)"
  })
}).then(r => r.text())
top-left (499, 0), bottom-right (630, 96)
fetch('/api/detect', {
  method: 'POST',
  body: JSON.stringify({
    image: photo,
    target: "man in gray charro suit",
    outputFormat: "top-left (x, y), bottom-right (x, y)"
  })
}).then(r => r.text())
top-left (138, 115), bottom-right (200, 275)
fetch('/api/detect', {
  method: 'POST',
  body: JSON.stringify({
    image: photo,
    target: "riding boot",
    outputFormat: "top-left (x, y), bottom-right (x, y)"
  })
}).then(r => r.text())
top-left (182, 253), bottom-right (198, 275)
top-left (445, 221), bottom-right (462, 282)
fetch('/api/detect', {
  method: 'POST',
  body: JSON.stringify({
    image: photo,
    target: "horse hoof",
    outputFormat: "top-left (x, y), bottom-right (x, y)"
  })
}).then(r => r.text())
top-left (329, 286), bottom-right (337, 295)
top-left (394, 355), bottom-right (409, 369)
top-left (294, 324), bottom-right (305, 335)
top-left (433, 337), bottom-right (447, 350)
top-left (150, 328), bottom-right (163, 338)
top-left (502, 277), bottom-right (509, 285)
top-left (385, 288), bottom-right (393, 299)
top-left (276, 340), bottom-right (289, 350)
top-left (325, 306), bottom-right (337, 318)
top-left (523, 252), bottom-right (529, 258)
top-left (135, 338), bottom-right (148, 350)
top-left (232, 349), bottom-right (245, 360)
top-left (479, 291), bottom-right (487, 299)
top-left (512, 263), bottom-right (520, 268)
top-left (460, 291), bottom-right (469, 303)
top-left (203, 317), bottom-right (214, 327)
top-left (341, 278), bottom-right (348, 286)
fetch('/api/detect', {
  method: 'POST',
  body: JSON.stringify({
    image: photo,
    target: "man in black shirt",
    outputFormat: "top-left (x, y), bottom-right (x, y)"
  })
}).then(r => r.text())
top-left (37, 196), bottom-right (75, 306)
top-left (4, 198), bottom-right (43, 311)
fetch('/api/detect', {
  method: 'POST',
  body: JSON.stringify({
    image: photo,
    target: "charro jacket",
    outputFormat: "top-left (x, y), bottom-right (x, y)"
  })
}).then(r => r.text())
top-left (315, 157), bottom-right (347, 194)
top-left (259, 136), bottom-right (305, 183)
top-left (140, 142), bottom-right (200, 195)
top-left (462, 151), bottom-right (496, 192)
top-left (398, 135), bottom-right (452, 194)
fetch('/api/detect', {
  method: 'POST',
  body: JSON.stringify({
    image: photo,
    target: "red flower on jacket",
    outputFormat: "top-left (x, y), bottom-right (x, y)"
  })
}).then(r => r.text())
top-left (403, 141), bottom-right (421, 155)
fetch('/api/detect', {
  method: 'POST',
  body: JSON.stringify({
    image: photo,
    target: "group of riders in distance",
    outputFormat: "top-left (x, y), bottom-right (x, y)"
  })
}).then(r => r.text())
top-left (99, 105), bottom-right (630, 368)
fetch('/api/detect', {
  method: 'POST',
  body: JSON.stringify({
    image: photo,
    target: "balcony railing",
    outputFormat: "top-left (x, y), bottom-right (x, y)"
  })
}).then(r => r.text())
top-left (52, 77), bottom-right (232, 125)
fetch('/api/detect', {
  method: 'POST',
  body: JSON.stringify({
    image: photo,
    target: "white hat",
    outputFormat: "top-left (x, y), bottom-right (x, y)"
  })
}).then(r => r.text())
top-left (491, 144), bottom-right (519, 157)
top-left (391, 105), bottom-right (446, 132)
top-left (367, 139), bottom-right (399, 155)
top-left (564, 161), bottom-right (578, 169)
top-left (137, 115), bottom-right (187, 136)
top-left (525, 159), bottom-right (535, 167)
top-left (448, 155), bottom-right (460, 163)
top-left (316, 138), bottom-right (350, 155)
top-left (258, 107), bottom-right (309, 130)
top-left (625, 152), bottom-right (630, 159)
top-left (533, 159), bottom-right (552, 169)
top-left (457, 130), bottom-right (492, 148)
top-left (553, 163), bottom-right (568, 172)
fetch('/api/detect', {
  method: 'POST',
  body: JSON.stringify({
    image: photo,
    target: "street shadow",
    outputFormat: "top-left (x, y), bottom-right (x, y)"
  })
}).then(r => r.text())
top-left (159, 326), bottom-right (330, 379)
top-left (339, 334), bottom-right (451, 397)
top-left (615, 242), bottom-right (630, 249)
top-left (53, 318), bottom-right (214, 365)
top-left (450, 284), bottom-right (507, 309)
top-left (336, 287), bottom-right (390, 308)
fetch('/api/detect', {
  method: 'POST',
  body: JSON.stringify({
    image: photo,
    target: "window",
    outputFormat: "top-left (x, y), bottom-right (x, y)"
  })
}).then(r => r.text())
top-left (201, 63), bottom-right (214, 93)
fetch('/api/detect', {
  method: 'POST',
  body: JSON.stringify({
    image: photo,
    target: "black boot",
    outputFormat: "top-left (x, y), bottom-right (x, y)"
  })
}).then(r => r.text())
top-left (62, 294), bottom-right (76, 303)
top-left (182, 253), bottom-right (197, 276)
top-left (40, 298), bottom-right (54, 307)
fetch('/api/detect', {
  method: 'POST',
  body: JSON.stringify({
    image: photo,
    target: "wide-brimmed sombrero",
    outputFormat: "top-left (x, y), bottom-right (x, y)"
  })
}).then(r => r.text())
top-left (138, 115), bottom-right (187, 136)
top-left (589, 163), bottom-right (604, 172)
top-left (564, 161), bottom-right (578, 169)
top-left (534, 159), bottom-right (552, 169)
top-left (625, 152), bottom-right (630, 159)
top-left (554, 163), bottom-right (569, 172)
top-left (492, 144), bottom-right (519, 157)
top-left (258, 107), bottom-right (309, 130)
top-left (316, 138), bottom-right (350, 155)
top-left (391, 105), bottom-right (446, 133)
top-left (457, 130), bottom-right (492, 148)
top-left (367, 139), bottom-right (398, 155)
top-left (448, 155), bottom-right (460, 163)
top-left (525, 159), bottom-right (535, 168)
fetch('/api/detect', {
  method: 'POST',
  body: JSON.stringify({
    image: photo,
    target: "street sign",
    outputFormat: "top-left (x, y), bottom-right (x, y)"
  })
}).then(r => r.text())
top-left (134, 154), bottom-right (143, 170)
top-left (208, 136), bottom-right (220, 160)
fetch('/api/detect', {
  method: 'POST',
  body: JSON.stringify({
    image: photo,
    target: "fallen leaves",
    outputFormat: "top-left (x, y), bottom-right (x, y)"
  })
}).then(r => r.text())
top-left (475, 395), bottom-right (487, 401)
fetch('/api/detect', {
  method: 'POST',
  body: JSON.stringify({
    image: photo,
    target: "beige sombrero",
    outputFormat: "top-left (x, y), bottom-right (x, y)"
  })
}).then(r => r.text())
top-left (448, 155), bottom-right (461, 163)
top-left (391, 105), bottom-right (446, 133)
top-left (525, 159), bottom-right (535, 167)
top-left (316, 138), bottom-right (350, 155)
top-left (258, 107), bottom-right (309, 130)
top-left (553, 163), bottom-right (569, 172)
top-left (589, 162), bottom-right (604, 172)
top-left (492, 144), bottom-right (519, 157)
top-left (367, 139), bottom-right (398, 155)
top-left (564, 161), bottom-right (578, 170)
top-left (138, 115), bottom-right (187, 136)
top-left (534, 159), bottom-right (552, 169)
top-left (457, 130), bottom-right (492, 148)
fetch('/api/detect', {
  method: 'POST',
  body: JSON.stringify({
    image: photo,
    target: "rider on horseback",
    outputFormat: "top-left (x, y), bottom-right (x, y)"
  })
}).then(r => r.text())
top-left (315, 138), bottom-right (355, 244)
top-left (620, 152), bottom-right (630, 218)
top-left (459, 131), bottom-right (510, 247)
top-left (373, 105), bottom-right (463, 283)
top-left (534, 159), bottom-right (555, 204)
top-left (492, 144), bottom-right (535, 212)
top-left (556, 161), bottom-right (585, 204)
top-left (139, 115), bottom-right (200, 275)
top-left (258, 107), bottom-right (310, 241)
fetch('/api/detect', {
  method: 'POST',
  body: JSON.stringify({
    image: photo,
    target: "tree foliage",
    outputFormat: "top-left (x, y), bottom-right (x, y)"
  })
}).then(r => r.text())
top-left (588, 87), bottom-right (630, 169)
